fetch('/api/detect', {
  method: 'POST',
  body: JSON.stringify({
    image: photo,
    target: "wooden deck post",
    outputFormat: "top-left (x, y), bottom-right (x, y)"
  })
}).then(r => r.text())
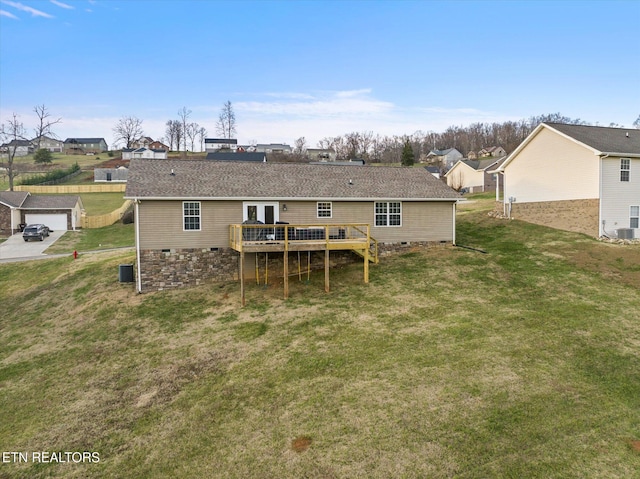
top-left (325, 249), bottom-right (330, 293)
top-left (364, 225), bottom-right (370, 283)
top-left (283, 250), bottom-right (289, 299)
top-left (364, 246), bottom-right (369, 283)
top-left (240, 251), bottom-right (245, 307)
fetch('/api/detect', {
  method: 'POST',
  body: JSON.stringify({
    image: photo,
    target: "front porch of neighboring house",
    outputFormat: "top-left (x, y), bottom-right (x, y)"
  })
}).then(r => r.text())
top-left (229, 223), bottom-right (378, 305)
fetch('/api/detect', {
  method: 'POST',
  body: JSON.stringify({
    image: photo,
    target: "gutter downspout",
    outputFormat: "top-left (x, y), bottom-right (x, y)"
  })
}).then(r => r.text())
top-left (453, 201), bottom-right (457, 245)
top-left (598, 154), bottom-right (608, 237)
top-left (135, 199), bottom-right (142, 293)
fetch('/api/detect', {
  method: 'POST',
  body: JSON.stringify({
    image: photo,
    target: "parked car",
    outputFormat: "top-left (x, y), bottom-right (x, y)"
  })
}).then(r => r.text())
top-left (23, 224), bottom-right (50, 242)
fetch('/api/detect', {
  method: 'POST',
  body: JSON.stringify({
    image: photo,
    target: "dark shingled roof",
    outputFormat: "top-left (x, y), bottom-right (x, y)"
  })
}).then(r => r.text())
top-left (461, 158), bottom-right (506, 171)
top-left (21, 195), bottom-right (81, 209)
top-left (546, 123), bottom-right (640, 155)
top-left (0, 191), bottom-right (29, 207)
top-left (125, 159), bottom-right (460, 201)
top-left (206, 152), bottom-right (266, 162)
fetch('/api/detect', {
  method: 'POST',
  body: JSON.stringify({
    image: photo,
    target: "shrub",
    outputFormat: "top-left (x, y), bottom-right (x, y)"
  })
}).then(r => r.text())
top-left (19, 162), bottom-right (81, 185)
top-left (122, 209), bottom-right (135, 224)
top-left (33, 148), bottom-right (53, 164)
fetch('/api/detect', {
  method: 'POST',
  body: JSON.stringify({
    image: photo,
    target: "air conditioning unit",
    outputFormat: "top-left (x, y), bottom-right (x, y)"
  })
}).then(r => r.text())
top-left (617, 228), bottom-right (635, 239)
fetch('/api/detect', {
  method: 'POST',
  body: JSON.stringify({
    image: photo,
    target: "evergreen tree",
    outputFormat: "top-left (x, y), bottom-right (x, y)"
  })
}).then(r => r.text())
top-left (401, 138), bottom-right (415, 166)
top-left (34, 148), bottom-right (53, 164)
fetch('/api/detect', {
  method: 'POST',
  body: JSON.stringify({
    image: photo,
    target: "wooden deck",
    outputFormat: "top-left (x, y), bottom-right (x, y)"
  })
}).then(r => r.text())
top-left (229, 223), bottom-right (378, 305)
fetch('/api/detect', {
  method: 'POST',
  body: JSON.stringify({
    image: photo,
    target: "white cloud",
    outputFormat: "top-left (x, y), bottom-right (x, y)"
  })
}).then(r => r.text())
top-left (1, 0), bottom-right (53, 17)
top-left (0, 8), bottom-right (18, 18)
top-left (50, 0), bottom-right (74, 9)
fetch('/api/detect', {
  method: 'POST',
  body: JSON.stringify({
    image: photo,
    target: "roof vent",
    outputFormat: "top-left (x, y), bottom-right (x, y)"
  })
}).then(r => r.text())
top-left (170, 169), bottom-right (175, 176)
top-left (348, 179), bottom-right (353, 185)
top-left (626, 132), bottom-right (630, 138)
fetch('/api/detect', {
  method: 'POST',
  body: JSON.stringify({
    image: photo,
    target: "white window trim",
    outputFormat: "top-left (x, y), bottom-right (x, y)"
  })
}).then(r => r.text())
top-left (242, 201), bottom-right (279, 223)
top-left (183, 201), bottom-right (201, 231)
top-left (374, 201), bottom-right (402, 227)
top-left (631, 205), bottom-right (639, 229)
top-left (317, 201), bottom-right (332, 219)
top-left (621, 158), bottom-right (630, 182)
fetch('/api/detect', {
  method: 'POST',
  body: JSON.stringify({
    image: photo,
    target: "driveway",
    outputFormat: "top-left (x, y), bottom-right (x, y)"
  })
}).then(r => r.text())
top-left (0, 230), bottom-right (67, 262)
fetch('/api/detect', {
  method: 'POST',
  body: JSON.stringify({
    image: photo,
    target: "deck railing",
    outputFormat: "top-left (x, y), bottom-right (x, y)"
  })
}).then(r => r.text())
top-left (229, 222), bottom-right (377, 262)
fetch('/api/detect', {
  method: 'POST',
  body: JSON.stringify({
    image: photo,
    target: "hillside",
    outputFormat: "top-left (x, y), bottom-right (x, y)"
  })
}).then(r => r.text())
top-left (0, 203), bottom-right (639, 478)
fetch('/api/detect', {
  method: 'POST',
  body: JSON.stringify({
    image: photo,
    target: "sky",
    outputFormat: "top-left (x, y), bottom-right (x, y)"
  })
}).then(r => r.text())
top-left (1, 0), bottom-right (639, 150)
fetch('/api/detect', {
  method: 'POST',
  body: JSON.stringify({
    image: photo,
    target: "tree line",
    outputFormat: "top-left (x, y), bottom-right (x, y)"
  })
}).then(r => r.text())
top-left (312, 113), bottom-right (634, 164)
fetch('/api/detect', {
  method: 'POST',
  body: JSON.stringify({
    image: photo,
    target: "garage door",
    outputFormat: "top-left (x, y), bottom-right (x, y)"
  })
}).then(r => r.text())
top-left (25, 214), bottom-right (68, 231)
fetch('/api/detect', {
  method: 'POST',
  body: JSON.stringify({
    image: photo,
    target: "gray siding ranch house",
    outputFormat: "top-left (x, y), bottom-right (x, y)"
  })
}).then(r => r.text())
top-left (125, 159), bottom-right (460, 298)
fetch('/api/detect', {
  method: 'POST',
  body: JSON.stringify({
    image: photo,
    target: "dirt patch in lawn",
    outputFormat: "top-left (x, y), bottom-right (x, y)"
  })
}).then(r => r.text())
top-left (291, 435), bottom-right (312, 452)
top-left (561, 242), bottom-right (640, 289)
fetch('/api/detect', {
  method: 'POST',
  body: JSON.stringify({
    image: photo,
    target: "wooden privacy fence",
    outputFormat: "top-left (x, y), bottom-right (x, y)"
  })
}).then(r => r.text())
top-left (82, 200), bottom-right (133, 228)
top-left (13, 184), bottom-right (126, 193)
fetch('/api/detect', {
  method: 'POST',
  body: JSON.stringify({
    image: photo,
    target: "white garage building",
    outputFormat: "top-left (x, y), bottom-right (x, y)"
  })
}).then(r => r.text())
top-left (0, 192), bottom-right (84, 234)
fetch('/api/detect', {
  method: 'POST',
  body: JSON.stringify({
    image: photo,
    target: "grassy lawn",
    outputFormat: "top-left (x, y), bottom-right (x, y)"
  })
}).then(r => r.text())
top-left (0, 203), bottom-right (638, 478)
top-left (44, 222), bottom-right (134, 254)
top-left (10, 152), bottom-right (111, 170)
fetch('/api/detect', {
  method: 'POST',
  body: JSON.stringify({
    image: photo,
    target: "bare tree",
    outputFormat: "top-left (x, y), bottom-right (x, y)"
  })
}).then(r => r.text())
top-left (165, 120), bottom-right (181, 151)
top-left (186, 122), bottom-right (200, 152)
top-left (113, 116), bottom-right (144, 149)
top-left (0, 113), bottom-right (27, 191)
top-left (216, 100), bottom-right (236, 139)
top-left (317, 137), bottom-right (332, 151)
top-left (197, 126), bottom-right (207, 152)
top-left (178, 107), bottom-right (192, 154)
top-left (294, 136), bottom-right (307, 156)
top-left (32, 104), bottom-right (62, 150)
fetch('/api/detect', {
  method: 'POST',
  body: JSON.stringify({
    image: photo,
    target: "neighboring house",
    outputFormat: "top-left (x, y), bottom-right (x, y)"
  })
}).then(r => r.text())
top-left (467, 151), bottom-right (478, 160)
top-left (255, 143), bottom-right (292, 154)
top-left (0, 191), bottom-right (83, 234)
top-left (64, 138), bottom-right (108, 154)
top-left (0, 140), bottom-right (33, 157)
top-left (206, 152), bottom-right (267, 162)
top-left (125, 159), bottom-right (460, 293)
top-left (132, 136), bottom-right (154, 149)
top-left (31, 135), bottom-right (63, 152)
top-left (149, 140), bottom-right (170, 151)
top-left (424, 166), bottom-right (441, 179)
top-left (205, 138), bottom-right (238, 151)
top-left (479, 146), bottom-right (507, 157)
top-left (94, 167), bottom-right (128, 182)
top-left (493, 122), bottom-right (640, 238)
top-left (444, 157), bottom-right (507, 193)
top-left (306, 148), bottom-right (337, 162)
top-left (426, 148), bottom-right (463, 170)
top-left (122, 148), bottom-right (168, 160)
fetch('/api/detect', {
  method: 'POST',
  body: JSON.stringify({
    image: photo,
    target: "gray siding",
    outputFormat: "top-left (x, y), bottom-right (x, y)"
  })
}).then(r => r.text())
top-left (600, 156), bottom-right (640, 236)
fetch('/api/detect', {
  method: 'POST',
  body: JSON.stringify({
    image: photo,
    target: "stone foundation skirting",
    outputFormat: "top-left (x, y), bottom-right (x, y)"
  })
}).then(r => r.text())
top-left (138, 241), bottom-right (454, 292)
top-left (139, 247), bottom-right (240, 292)
top-left (504, 199), bottom-right (600, 237)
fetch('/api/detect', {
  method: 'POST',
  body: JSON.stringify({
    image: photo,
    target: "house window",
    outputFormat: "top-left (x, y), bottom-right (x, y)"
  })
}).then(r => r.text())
top-left (317, 202), bottom-right (332, 218)
top-left (375, 201), bottom-right (401, 227)
top-left (631, 206), bottom-right (639, 229)
top-left (620, 158), bottom-right (630, 182)
top-left (183, 201), bottom-right (201, 231)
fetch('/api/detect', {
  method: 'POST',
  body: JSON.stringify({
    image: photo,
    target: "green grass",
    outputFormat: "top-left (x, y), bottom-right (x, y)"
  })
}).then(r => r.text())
top-left (44, 222), bottom-right (134, 254)
top-left (0, 206), bottom-right (639, 478)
